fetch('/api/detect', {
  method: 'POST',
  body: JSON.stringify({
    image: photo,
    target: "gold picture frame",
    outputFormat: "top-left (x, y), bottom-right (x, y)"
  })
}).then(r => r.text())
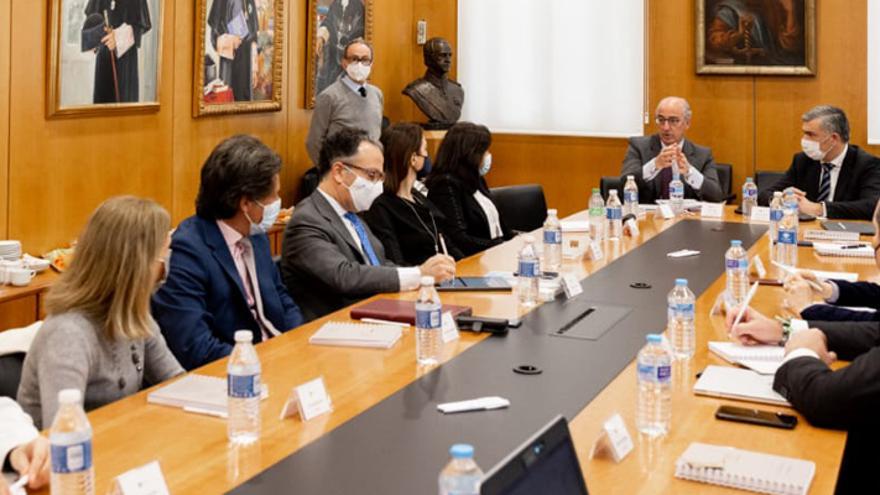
top-left (193, 0), bottom-right (284, 117)
top-left (305, 0), bottom-right (374, 108)
top-left (696, 0), bottom-right (816, 76)
top-left (47, 0), bottom-right (164, 117)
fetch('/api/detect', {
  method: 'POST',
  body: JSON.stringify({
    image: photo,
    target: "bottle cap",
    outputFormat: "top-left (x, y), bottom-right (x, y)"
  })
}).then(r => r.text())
top-left (547, 208), bottom-right (557, 216)
top-left (523, 234), bottom-right (535, 243)
top-left (58, 388), bottom-right (82, 404)
top-left (450, 444), bottom-right (474, 459)
top-left (646, 334), bottom-right (662, 344)
top-left (627, 175), bottom-right (634, 180)
top-left (234, 330), bottom-right (254, 343)
top-left (774, 191), bottom-right (783, 197)
top-left (730, 240), bottom-right (742, 247)
top-left (592, 187), bottom-right (600, 193)
top-left (421, 276), bottom-right (436, 287)
top-left (609, 189), bottom-right (617, 195)
top-left (675, 278), bottom-right (687, 286)
top-left (746, 177), bottom-right (754, 181)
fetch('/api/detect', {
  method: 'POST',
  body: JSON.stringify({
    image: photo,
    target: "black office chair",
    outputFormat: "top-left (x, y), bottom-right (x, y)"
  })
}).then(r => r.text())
top-left (715, 163), bottom-right (735, 204)
top-left (297, 166), bottom-right (320, 203)
top-left (755, 170), bottom-right (785, 195)
top-left (599, 176), bottom-right (623, 201)
top-left (0, 353), bottom-right (25, 399)
top-left (490, 184), bottom-right (548, 233)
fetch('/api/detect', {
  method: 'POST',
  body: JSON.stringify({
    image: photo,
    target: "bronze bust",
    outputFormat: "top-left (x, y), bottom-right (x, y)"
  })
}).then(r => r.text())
top-left (403, 38), bottom-right (464, 130)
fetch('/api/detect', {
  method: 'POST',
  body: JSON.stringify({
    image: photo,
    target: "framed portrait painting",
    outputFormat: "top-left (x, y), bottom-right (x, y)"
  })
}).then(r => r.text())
top-left (696, 0), bottom-right (816, 75)
top-left (193, 0), bottom-right (284, 116)
top-left (47, 0), bottom-right (163, 117)
top-left (305, 0), bottom-right (373, 108)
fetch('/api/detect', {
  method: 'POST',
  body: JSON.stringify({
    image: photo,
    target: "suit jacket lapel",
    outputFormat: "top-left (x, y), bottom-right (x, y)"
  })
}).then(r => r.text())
top-left (200, 218), bottom-right (250, 304)
top-left (832, 146), bottom-right (856, 202)
top-left (311, 191), bottom-right (369, 263)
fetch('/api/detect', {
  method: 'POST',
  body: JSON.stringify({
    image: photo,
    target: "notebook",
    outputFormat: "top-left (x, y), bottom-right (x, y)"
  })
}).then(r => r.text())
top-left (309, 322), bottom-right (402, 349)
top-left (693, 365), bottom-right (790, 406)
top-left (147, 374), bottom-right (269, 416)
top-left (803, 229), bottom-right (860, 242)
top-left (808, 269), bottom-right (859, 282)
top-left (708, 342), bottom-right (784, 375)
top-left (350, 298), bottom-right (472, 324)
top-left (675, 442), bottom-right (815, 495)
top-left (821, 220), bottom-right (875, 236)
top-left (812, 242), bottom-right (873, 258)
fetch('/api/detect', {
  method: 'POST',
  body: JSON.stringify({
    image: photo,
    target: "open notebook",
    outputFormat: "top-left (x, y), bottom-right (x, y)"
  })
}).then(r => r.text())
top-left (693, 365), bottom-right (790, 406)
top-left (708, 342), bottom-right (784, 375)
top-left (675, 442), bottom-right (815, 495)
top-left (309, 322), bottom-right (403, 349)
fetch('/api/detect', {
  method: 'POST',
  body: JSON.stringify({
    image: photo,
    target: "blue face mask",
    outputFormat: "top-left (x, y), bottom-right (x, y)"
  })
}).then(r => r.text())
top-left (246, 198), bottom-right (281, 235)
top-left (479, 153), bottom-right (492, 176)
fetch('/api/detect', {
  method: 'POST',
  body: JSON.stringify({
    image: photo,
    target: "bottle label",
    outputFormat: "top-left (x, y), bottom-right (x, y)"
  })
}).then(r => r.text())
top-left (638, 363), bottom-right (672, 383)
top-left (624, 191), bottom-right (638, 203)
top-left (51, 440), bottom-right (92, 473)
top-left (668, 302), bottom-right (695, 319)
top-left (606, 207), bottom-right (622, 220)
top-left (725, 258), bottom-right (747, 270)
top-left (228, 373), bottom-right (260, 399)
top-left (543, 230), bottom-right (561, 245)
top-left (670, 184), bottom-right (684, 196)
top-left (657, 365), bottom-right (671, 382)
top-left (589, 207), bottom-right (604, 217)
top-left (415, 308), bottom-right (442, 329)
top-left (770, 209), bottom-right (783, 222)
top-left (778, 229), bottom-right (797, 245)
top-left (743, 188), bottom-right (757, 198)
top-left (518, 260), bottom-right (538, 277)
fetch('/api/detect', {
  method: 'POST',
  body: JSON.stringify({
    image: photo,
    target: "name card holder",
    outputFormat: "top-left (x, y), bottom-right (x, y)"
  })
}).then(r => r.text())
top-left (751, 256), bottom-right (767, 278)
top-left (110, 461), bottom-right (170, 495)
top-left (588, 241), bottom-right (604, 261)
top-left (658, 204), bottom-right (675, 219)
top-left (750, 206), bottom-right (771, 223)
top-left (624, 218), bottom-right (640, 237)
top-left (590, 413), bottom-right (634, 463)
top-left (441, 311), bottom-right (460, 343)
top-left (701, 202), bottom-right (724, 219)
top-left (280, 376), bottom-right (333, 421)
top-left (561, 273), bottom-right (583, 299)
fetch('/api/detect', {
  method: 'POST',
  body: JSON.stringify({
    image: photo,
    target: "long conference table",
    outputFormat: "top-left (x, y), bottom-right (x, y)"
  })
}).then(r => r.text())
top-left (30, 206), bottom-right (859, 494)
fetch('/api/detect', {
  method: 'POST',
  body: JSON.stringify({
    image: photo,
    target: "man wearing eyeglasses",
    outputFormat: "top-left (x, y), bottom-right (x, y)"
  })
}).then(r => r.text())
top-left (284, 128), bottom-right (456, 322)
top-left (619, 96), bottom-right (724, 204)
top-left (306, 38), bottom-right (384, 167)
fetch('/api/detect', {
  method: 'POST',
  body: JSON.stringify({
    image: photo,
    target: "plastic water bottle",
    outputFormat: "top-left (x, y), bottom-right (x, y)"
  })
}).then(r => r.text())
top-left (228, 330), bottom-right (261, 444)
top-left (438, 444), bottom-right (483, 495)
top-left (783, 187), bottom-right (797, 209)
top-left (416, 276), bottom-right (443, 366)
top-left (667, 279), bottom-right (696, 360)
top-left (742, 177), bottom-right (758, 217)
top-left (769, 191), bottom-right (784, 242)
top-left (50, 389), bottom-right (94, 495)
top-left (517, 235), bottom-right (539, 307)
top-left (725, 240), bottom-right (749, 306)
top-left (542, 209), bottom-right (562, 272)
top-left (636, 334), bottom-right (672, 437)
top-left (669, 178), bottom-right (685, 215)
top-left (588, 188), bottom-right (605, 241)
top-left (775, 204), bottom-right (799, 267)
top-left (623, 175), bottom-right (639, 217)
top-left (606, 190), bottom-right (623, 240)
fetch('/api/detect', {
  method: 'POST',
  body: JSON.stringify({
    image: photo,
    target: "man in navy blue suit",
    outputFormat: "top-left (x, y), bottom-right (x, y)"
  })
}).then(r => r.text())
top-left (152, 135), bottom-right (303, 370)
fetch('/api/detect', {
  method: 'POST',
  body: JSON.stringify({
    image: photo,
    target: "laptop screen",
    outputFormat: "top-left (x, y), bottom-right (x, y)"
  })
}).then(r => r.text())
top-left (480, 415), bottom-right (588, 495)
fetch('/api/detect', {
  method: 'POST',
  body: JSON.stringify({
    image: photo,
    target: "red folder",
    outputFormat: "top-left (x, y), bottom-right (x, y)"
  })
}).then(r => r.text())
top-left (350, 299), bottom-right (473, 325)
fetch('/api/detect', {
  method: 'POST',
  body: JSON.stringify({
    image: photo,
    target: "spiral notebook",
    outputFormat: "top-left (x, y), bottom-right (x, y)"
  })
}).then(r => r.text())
top-left (812, 242), bottom-right (873, 258)
top-left (708, 342), bottom-right (784, 375)
top-left (309, 322), bottom-right (403, 349)
top-left (803, 229), bottom-right (860, 241)
top-left (675, 442), bottom-right (815, 495)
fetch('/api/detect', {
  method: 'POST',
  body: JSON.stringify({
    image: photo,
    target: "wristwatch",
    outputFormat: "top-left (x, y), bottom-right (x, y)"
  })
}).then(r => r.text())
top-left (776, 316), bottom-right (793, 346)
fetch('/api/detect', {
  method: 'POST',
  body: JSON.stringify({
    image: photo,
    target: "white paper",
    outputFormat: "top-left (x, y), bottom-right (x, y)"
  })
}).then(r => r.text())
top-left (561, 220), bottom-right (590, 233)
top-left (749, 206), bottom-right (770, 223)
top-left (113, 461), bottom-right (170, 495)
top-left (441, 311), bottom-right (460, 343)
top-left (751, 256), bottom-right (767, 278)
top-left (561, 273), bottom-right (583, 299)
top-left (602, 414), bottom-right (633, 462)
top-left (701, 202), bottom-right (724, 219)
top-left (113, 23), bottom-right (135, 58)
top-left (294, 377), bottom-right (333, 421)
top-left (437, 396), bottom-right (510, 414)
top-left (667, 249), bottom-right (700, 258)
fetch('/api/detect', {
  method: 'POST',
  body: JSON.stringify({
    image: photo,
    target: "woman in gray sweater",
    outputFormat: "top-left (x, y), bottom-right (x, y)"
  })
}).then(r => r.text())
top-left (17, 196), bottom-right (184, 428)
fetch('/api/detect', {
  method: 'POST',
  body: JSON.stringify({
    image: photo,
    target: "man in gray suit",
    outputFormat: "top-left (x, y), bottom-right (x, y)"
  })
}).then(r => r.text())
top-left (282, 128), bottom-right (456, 322)
top-left (620, 96), bottom-right (724, 204)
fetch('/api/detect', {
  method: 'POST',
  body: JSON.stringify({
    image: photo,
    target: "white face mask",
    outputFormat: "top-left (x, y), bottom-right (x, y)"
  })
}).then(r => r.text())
top-left (346, 62), bottom-right (372, 83)
top-left (246, 197), bottom-right (281, 235)
top-left (479, 152), bottom-right (492, 176)
top-left (801, 136), bottom-right (829, 161)
top-left (345, 173), bottom-right (383, 212)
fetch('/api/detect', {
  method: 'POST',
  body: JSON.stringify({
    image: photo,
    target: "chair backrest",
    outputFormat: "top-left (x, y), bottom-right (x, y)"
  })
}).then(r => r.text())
top-left (0, 352), bottom-right (25, 399)
top-left (756, 170), bottom-right (785, 194)
top-left (599, 176), bottom-right (622, 201)
top-left (715, 163), bottom-right (733, 203)
top-left (489, 184), bottom-right (548, 233)
top-left (298, 166), bottom-right (320, 203)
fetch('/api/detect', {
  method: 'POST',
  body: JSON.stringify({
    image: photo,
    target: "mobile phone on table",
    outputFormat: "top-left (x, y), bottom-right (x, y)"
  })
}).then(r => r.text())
top-left (715, 405), bottom-right (797, 429)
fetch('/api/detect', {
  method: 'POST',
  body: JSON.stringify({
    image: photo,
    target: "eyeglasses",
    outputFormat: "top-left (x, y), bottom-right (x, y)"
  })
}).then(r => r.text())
top-left (345, 56), bottom-right (373, 65)
top-left (342, 162), bottom-right (385, 183)
top-left (655, 116), bottom-right (684, 126)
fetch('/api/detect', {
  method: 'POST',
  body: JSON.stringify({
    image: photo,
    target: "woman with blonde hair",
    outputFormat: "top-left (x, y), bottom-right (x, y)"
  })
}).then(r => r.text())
top-left (17, 196), bottom-right (184, 428)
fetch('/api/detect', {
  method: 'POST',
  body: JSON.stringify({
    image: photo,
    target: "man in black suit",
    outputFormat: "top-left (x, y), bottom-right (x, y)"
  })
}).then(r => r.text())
top-left (620, 96), bottom-right (724, 203)
top-left (757, 105), bottom-right (880, 220)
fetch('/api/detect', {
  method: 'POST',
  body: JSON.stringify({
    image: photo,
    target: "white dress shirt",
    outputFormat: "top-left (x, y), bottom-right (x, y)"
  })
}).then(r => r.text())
top-left (317, 189), bottom-right (422, 291)
top-left (781, 319), bottom-right (819, 364)
top-left (642, 141), bottom-right (705, 191)
top-left (0, 397), bottom-right (38, 468)
top-left (473, 190), bottom-right (504, 239)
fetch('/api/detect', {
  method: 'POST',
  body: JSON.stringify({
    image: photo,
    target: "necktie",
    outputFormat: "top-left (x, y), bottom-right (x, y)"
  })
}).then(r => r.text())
top-left (358, 87), bottom-right (367, 98)
top-left (343, 212), bottom-right (380, 266)
top-left (658, 166), bottom-right (673, 200)
top-left (817, 163), bottom-right (834, 202)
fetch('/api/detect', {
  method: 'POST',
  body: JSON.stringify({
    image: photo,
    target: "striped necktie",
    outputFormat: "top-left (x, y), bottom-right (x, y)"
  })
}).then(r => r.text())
top-left (817, 163), bottom-right (834, 202)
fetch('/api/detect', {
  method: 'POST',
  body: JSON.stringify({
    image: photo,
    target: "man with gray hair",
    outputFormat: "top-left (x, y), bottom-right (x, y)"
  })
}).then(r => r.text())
top-left (620, 96), bottom-right (724, 203)
top-left (758, 105), bottom-right (880, 219)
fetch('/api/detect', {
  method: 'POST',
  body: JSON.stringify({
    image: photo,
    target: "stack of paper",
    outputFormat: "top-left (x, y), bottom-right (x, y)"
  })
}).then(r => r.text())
top-left (708, 342), bottom-right (784, 375)
top-left (309, 322), bottom-right (402, 349)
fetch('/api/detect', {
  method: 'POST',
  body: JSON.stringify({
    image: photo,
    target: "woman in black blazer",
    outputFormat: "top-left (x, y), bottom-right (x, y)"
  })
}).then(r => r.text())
top-left (364, 123), bottom-right (464, 266)
top-left (425, 122), bottom-right (513, 257)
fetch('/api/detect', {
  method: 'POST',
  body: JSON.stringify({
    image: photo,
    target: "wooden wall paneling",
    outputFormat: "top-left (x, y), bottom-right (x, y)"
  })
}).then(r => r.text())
top-left (170, 0), bottom-right (290, 223)
top-left (0, 297), bottom-right (37, 332)
top-left (8, 2), bottom-right (175, 254)
top-left (0, 0), bottom-right (9, 240)
top-left (370, 0), bottom-right (416, 123)
top-left (285, 0), bottom-right (313, 204)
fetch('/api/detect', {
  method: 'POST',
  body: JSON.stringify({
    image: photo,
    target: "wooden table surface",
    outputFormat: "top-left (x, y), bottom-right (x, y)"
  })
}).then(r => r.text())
top-left (34, 207), bottom-right (862, 494)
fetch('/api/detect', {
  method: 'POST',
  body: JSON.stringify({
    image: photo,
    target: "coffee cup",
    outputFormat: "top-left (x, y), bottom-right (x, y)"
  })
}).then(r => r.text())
top-left (8, 268), bottom-right (36, 287)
